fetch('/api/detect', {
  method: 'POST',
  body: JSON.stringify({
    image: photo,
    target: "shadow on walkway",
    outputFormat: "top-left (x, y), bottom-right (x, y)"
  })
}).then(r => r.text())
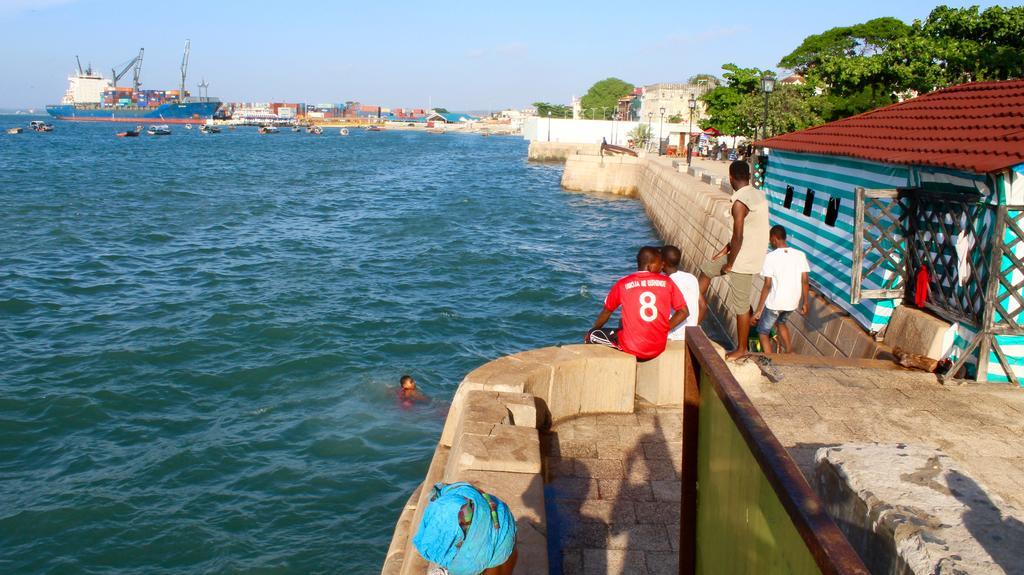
top-left (543, 408), bottom-right (681, 575)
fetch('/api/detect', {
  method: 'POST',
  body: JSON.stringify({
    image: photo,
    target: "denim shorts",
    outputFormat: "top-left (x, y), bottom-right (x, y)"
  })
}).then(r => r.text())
top-left (756, 308), bottom-right (792, 335)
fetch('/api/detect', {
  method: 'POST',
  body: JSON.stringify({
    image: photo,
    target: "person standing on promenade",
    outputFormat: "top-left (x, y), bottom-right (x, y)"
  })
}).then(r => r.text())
top-left (698, 160), bottom-right (770, 360)
top-left (586, 246), bottom-right (688, 361)
top-left (752, 225), bottom-right (810, 353)
top-left (661, 245), bottom-right (700, 341)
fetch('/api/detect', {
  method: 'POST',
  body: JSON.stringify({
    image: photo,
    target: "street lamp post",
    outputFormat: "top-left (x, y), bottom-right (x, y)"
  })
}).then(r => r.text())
top-left (647, 111), bottom-right (653, 152)
top-left (687, 93), bottom-right (696, 166)
top-left (658, 106), bottom-right (665, 156)
top-left (547, 110), bottom-right (552, 142)
top-left (760, 74), bottom-right (776, 142)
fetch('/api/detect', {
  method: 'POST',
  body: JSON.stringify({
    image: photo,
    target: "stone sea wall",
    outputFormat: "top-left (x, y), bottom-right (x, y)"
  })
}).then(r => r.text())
top-left (559, 153), bottom-right (930, 358)
top-left (381, 341), bottom-right (690, 574)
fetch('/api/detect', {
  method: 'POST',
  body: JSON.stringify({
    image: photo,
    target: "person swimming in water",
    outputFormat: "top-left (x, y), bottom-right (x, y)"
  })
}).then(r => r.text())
top-left (398, 374), bottom-right (427, 406)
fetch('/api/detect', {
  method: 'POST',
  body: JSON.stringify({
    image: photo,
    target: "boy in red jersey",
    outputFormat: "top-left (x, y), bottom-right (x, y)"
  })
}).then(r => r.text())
top-left (585, 246), bottom-right (689, 360)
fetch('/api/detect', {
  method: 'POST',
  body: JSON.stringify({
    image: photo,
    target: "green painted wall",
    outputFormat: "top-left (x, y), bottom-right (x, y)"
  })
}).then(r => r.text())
top-left (695, 371), bottom-right (822, 574)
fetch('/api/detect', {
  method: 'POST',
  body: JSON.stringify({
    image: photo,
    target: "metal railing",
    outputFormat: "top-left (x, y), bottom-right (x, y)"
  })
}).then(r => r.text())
top-left (679, 328), bottom-right (869, 575)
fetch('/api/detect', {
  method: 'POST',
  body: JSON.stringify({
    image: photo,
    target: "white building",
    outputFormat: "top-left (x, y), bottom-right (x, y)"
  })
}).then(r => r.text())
top-left (637, 82), bottom-right (712, 126)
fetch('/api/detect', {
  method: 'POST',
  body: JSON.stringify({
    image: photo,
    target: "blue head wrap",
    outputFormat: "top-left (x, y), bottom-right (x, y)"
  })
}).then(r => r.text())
top-left (412, 482), bottom-right (516, 575)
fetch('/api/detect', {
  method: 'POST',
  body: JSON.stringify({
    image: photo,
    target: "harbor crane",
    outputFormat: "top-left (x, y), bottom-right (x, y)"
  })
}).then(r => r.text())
top-left (75, 55), bottom-right (94, 76)
top-left (111, 48), bottom-right (144, 91)
top-left (179, 40), bottom-right (190, 99)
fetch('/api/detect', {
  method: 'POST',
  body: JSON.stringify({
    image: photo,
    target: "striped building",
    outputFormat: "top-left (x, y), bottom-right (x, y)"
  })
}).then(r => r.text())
top-left (759, 80), bottom-right (1024, 384)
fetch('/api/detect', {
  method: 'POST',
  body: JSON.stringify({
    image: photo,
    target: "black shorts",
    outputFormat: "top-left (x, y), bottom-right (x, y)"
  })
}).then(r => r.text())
top-left (586, 327), bottom-right (621, 349)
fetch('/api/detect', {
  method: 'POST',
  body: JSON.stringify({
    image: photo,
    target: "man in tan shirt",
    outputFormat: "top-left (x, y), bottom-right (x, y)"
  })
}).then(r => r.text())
top-left (698, 160), bottom-right (770, 359)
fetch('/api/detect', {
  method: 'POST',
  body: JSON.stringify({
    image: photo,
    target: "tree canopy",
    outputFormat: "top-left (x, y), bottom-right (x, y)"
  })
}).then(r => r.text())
top-left (580, 77), bottom-right (634, 120)
top-left (778, 5), bottom-right (1024, 119)
top-left (699, 64), bottom-right (772, 136)
top-left (697, 4), bottom-right (1024, 136)
top-left (532, 102), bottom-right (572, 118)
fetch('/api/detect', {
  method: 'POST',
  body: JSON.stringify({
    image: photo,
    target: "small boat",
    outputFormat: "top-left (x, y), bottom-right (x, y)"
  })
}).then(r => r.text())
top-left (307, 125), bottom-right (323, 135)
top-left (339, 128), bottom-right (349, 136)
top-left (147, 124), bottom-right (171, 136)
top-left (258, 125), bottom-right (279, 135)
top-left (200, 124), bottom-right (221, 134)
top-left (291, 125), bottom-right (302, 132)
top-left (117, 125), bottom-right (142, 138)
top-left (29, 121), bottom-right (54, 132)
top-left (185, 124), bottom-right (192, 130)
top-left (6, 127), bottom-right (23, 134)
top-left (365, 125), bottom-right (384, 132)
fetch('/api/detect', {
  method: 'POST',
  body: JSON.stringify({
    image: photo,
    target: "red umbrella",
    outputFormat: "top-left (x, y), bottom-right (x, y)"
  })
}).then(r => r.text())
top-left (703, 127), bottom-right (721, 136)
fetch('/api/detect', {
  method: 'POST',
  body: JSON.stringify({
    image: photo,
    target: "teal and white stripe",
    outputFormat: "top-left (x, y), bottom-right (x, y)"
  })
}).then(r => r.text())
top-left (765, 151), bottom-right (909, 332)
top-left (766, 152), bottom-right (1023, 386)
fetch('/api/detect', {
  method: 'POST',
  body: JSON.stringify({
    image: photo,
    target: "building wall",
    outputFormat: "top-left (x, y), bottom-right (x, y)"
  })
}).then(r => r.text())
top-left (523, 117), bottom-right (702, 149)
top-left (765, 150), bottom-right (1024, 384)
top-left (638, 83), bottom-right (709, 125)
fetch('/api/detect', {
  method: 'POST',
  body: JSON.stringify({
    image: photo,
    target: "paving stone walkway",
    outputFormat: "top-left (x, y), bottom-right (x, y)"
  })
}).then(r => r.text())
top-left (542, 407), bottom-right (682, 575)
top-left (738, 360), bottom-right (1024, 510)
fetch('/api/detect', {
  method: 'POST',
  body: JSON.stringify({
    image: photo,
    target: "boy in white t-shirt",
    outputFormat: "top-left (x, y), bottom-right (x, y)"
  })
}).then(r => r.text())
top-left (661, 245), bottom-right (700, 341)
top-left (752, 226), bottom-right (809, 353)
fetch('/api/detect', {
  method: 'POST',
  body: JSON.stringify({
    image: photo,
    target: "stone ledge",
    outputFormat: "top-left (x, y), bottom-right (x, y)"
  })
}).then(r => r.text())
top-left (446, 424), bottom-right (542, 476)
top-left (884, 305), bottom-right (955, 360)
top-left (815, 443), bottom-right (1024, 575)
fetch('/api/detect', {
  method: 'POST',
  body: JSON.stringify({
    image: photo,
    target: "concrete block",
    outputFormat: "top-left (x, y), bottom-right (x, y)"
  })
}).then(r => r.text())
top-left (815, 443), bottom-right (1024, 575)
top-left (462, 355), bottom-right (537, 392)
top-left (497, 391), bottom-right (538, 429)
top-left (512, 346), bottom-right (579, 411)
top-left (701, 173), bottom-right (723, 186)
top-left (635, 340), bottom-right (687, 406)
top-left (563, 344), bottom-right (637, 415)
top-left (446, 425), bottom-right (542, 477)
top-left (440, 387), bottom-right (510, 447)
top-left (883, 305), bottom-right (955, 360)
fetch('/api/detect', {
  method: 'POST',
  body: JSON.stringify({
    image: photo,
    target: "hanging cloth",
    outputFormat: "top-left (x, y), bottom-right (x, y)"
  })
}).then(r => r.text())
top-left (915, 265), bottom-right (930, 308)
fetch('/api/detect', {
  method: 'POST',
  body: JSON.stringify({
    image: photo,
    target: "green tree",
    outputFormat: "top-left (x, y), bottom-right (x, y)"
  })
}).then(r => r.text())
top-left (778, 17), bottom-right (912, 119)
top-left (532, 102), bottom-right (572, 118)
top-left (580, 77), bottom-right (634, 120)
top-left (894, 5), bottom-right (1024, 86)
top-left (779, 17), bottom-right (910, 73)
top-left (432, 107), bottom-right (450, 114)
top-left (687, 74), bottom-right (720, 88)
top-left (736, 84), bottom-right (824, 139)
top-left (698, 64), bottom-right (766, 135)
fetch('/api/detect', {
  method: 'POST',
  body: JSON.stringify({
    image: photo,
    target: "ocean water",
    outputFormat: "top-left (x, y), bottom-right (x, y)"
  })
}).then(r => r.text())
top-left (0, 118), bottom-right (658, 574)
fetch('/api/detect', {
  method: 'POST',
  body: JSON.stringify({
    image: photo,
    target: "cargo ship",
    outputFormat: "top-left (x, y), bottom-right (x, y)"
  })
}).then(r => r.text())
top-left (46, 41), bottom-right (222, 124)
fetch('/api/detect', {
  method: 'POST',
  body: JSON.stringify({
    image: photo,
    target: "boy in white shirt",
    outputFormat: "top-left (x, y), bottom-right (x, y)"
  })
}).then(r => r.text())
top-left (661, 245), bottom-right (700, 341)
top-left (752, 226), bottom-right (809, 353)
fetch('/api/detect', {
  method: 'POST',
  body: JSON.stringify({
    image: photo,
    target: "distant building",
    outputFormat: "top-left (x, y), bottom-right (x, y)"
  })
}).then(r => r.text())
top-left (425, 112), bottom-right (481, 124)
top-left (780, 73), bottom-right (805, 86)
top-left (638, 83), bottom-right (710, 125)
top-left (617, 88), bottom-right (642, 121)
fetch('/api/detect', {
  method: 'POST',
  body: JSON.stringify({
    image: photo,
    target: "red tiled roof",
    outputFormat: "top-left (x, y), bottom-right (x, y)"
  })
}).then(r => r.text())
top-left (758, 79), bottom-right (1024, 174)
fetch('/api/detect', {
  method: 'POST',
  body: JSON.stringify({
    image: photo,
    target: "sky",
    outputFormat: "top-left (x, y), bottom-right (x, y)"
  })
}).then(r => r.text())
top-left (0, 0), bottom-right (1009, 111)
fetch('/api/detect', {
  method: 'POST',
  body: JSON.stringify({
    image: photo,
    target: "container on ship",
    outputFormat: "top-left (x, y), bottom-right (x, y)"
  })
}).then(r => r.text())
top-left (45, 46), bottom-right (222, 124)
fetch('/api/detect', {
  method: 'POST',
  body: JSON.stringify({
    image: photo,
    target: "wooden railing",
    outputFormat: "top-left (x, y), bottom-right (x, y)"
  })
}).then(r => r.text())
top-left (679, 328), bottom-right (869, 575)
